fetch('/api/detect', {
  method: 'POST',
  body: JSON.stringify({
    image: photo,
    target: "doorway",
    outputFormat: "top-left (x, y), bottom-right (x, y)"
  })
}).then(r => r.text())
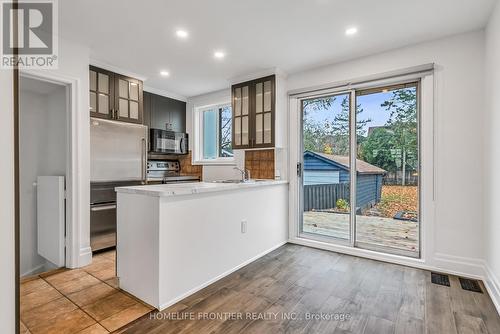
top-left (299, 82), bottom-right (420, 258)
top-left (19, 76), bottom-right (69, 277)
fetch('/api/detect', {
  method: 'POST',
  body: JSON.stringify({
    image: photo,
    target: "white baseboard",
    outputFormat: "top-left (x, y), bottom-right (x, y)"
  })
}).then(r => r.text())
top-left (21, 263), bottom-right (46, 278)
top-left (77, 246), bottom-right (92, 268)
top-left (21, 261), bottom-right (59, 278)
top-left (158, 241), bottom-right (287, 311)
top-left (433, 252), bottom-right (486, 279)
top-left (484, 264), bottom-right (500, 315)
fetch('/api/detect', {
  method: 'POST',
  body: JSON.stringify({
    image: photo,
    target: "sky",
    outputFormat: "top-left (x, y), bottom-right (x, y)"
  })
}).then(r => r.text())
top-left (304, 91), bottom-right (397, 135)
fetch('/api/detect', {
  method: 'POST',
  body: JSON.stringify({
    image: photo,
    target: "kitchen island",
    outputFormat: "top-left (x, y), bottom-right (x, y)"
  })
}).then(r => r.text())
top-left (115, 180), bottom-right (288, 310)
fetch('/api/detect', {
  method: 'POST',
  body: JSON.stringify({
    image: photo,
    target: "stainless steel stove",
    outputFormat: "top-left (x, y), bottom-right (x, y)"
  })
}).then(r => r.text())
top-left (146, 160), bottom-right (200, 184)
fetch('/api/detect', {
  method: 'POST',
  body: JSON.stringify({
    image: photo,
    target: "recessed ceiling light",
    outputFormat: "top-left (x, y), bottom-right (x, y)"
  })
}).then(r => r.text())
top-left (160, 71), bottom-right (170, 77)
top-left (176, 29), bottom-right (188, 39)
top-left (345, 27), bottom-right (358, 36)
top-left (214, 51), bottom-right (225, 59)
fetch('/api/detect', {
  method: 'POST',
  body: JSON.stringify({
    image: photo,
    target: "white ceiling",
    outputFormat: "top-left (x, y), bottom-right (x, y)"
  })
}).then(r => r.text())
top-left (59, 0), bottom-right (497, 98)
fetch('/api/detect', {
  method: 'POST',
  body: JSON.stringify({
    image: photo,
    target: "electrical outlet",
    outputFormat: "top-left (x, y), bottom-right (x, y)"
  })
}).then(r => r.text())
top-left (241, 220), bottom-right (247, 233)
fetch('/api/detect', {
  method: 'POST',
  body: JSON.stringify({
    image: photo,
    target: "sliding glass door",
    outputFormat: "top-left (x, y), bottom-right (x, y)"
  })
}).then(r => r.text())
top-left (300, 92), bottom-right (353, 243)
top-left (299, 82), bottom-right (420, 258)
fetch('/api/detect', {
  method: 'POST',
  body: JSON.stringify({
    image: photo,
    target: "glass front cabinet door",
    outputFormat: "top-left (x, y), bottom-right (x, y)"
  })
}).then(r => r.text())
top-left (89, 66), bottom-right (143, 124)
top-left (114, 74), bottom-right (143, 124)
top-left (232, 75), bottom-right (275, 149)
top-left (90, 66), bottom-right (114, 119)
top-left (232, 84), bottom-right (250, 148)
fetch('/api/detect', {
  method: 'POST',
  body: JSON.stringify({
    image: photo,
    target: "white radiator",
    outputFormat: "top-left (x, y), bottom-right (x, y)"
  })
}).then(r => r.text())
top-left (37, 176), bottom-right (65, 267)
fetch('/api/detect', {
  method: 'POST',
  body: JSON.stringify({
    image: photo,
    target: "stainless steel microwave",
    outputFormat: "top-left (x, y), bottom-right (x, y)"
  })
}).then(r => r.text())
top-left (150, 128), bottom-right (188, 155)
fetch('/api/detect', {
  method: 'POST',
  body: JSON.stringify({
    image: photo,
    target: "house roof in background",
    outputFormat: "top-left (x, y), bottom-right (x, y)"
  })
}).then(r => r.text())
top-left (305, 151), bottom-right (386, 175)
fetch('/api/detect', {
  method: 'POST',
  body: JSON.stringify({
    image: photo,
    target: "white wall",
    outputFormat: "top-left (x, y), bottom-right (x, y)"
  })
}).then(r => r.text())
top-left (202, 164), bottom-right (243, 182)
top-left (23, 37), bottom-right (92, 268)
top-left (484, 0), bottom-right (500, 309)
top-left (288, 31), bottom-right (486, 271)
top-left (19, 79), bottom-right (67, 276)
top-left (0, 67), bottom-right (15, 334)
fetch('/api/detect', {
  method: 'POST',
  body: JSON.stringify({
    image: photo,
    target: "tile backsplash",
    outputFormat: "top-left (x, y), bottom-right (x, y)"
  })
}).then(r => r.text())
top-left (244, 149), bottom-right (275, 179)
top-left (178, 151), bottom-right (203, 179)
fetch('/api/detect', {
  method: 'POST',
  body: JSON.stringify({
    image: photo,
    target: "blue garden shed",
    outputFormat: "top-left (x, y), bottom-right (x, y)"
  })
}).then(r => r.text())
top-left (303, 151), bottom-right (386, 211)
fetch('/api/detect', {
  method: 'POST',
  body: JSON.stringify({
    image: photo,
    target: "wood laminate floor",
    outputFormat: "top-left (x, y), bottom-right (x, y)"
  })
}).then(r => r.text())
top-left (119, 244), bottom-right (500, 334)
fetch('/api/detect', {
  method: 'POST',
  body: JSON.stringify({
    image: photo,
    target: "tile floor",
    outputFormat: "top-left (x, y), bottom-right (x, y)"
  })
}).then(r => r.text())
top-left (20, 250), bottom-right (153, 334)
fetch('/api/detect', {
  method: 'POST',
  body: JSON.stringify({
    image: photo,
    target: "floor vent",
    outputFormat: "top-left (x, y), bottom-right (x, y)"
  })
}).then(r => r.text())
top-left (431, 272), bottom-right (450, 287)
top-left (459, 277), bottom-right (483, 293)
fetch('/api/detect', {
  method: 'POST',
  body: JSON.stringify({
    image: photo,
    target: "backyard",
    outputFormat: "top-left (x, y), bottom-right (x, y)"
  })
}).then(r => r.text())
top-left (376, 185), bottom-right (418, 219)
top-left (303, 185), bottom-right (419, 257)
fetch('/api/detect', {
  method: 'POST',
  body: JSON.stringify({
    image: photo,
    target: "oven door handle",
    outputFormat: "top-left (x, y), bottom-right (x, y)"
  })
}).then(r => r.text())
top-left (90, 204), bottom-right (117, 212)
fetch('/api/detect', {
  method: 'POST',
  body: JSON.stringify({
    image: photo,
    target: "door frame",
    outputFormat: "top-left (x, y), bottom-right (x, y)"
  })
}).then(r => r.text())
top-left (19, 70), bottom-right (82, 269)
top-left (296, 89), bottom-right (355, 247)
top-left (288, 66), bottom-right (436, 269)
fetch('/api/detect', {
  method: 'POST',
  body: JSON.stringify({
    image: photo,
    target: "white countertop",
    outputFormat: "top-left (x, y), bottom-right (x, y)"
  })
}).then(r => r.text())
top-left (115, 180), bottom-right (288, 197)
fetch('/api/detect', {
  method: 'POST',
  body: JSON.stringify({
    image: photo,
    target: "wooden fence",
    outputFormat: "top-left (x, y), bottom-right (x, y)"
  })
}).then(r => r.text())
top-left (303, 183), bottom-right (350, 211)
top-left (383, 171), bottom-right (418, 186)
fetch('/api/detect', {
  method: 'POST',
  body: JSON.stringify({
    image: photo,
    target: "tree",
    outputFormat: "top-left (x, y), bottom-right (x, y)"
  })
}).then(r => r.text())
top-left (381, 88), bottom-right (418, 185)
top-left (302, 96), bottom-right (337, 153)
top-left (329, 96), bottom-right (371, 156)
top-left (302, 95), bottom-right (371, 156)
top-left (302, 96), bottom-right (335, 114)
top-left (219, 106), bottom-right (232, 157)
top-left (332, 96), bottom-right (371, 136)
top-left (360, 87), bottom-right (418, 185)
top-left (360, 127), bottom-right (397, 172)
top-left (303, 120), bottom-right (333, 152)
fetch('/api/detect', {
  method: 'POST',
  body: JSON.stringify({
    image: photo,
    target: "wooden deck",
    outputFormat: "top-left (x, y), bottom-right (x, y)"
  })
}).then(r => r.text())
top-left (303, 211), bottom-right (419, 257)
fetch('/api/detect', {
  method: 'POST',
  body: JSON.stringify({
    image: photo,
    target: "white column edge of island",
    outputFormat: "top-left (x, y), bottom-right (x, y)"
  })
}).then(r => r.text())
top-left (116, 180), bottom-right (289, 310)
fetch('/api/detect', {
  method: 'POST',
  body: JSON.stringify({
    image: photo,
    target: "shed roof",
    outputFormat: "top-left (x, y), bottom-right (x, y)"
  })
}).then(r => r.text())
top-left (305, 151), bottom-right (386, 175)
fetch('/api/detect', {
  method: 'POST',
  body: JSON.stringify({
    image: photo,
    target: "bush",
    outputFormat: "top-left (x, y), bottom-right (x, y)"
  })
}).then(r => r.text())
top-left (336, 198), bottom-right (349, 212)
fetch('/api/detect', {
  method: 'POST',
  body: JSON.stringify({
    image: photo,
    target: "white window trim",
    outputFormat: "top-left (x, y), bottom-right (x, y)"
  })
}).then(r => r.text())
top-left (192, 102), bottom-right (235, 166)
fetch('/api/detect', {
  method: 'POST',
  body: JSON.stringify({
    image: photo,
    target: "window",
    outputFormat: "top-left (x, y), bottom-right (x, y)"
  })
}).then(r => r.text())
top-left (194, 103), bottom-right (234, 164)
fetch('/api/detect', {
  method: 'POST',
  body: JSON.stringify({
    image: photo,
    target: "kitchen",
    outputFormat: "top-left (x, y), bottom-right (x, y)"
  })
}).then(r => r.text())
top-left (6, 0), bottom-right (500, 333)
top-left (87, 67), bottom-right (289, 316)
top-left (89, 66), bottom-right (199, 253)
top-left (88, 66), bottom-right (286, 251)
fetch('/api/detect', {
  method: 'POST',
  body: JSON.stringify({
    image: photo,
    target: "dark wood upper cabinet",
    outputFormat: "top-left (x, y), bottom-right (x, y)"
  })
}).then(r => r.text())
top-left (89, 66), bottom-right (143, 124)
top-left (143, 91), bottom-right (186, 132)
top-left (232, 75), bottom-right (275, 149)
top-left (89, 66), bottom-right (114, 119)
top-left (114, 74), bottom-right (143, 124)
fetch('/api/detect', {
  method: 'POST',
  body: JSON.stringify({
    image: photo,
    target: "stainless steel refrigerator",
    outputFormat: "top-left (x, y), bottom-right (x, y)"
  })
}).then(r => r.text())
top-left (90, 117), bottom-right (148, 182)
top-left (90, 117), bottom-right (147, 251)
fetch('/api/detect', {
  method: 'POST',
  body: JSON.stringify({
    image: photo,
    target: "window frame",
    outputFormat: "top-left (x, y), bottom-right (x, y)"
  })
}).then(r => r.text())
top-left (193, 102), bottom-right (235, 165)
top-left (218, 105), bottom-right (233, 158)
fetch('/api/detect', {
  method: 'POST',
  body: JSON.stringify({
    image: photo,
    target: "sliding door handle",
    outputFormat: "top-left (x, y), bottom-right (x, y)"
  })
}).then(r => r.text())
top-left (91, 204), bottom-right (116, 212)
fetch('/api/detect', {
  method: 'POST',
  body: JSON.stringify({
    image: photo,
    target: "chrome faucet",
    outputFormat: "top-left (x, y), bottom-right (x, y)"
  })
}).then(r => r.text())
top-left (233, 167), bottom-right (251, 182)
